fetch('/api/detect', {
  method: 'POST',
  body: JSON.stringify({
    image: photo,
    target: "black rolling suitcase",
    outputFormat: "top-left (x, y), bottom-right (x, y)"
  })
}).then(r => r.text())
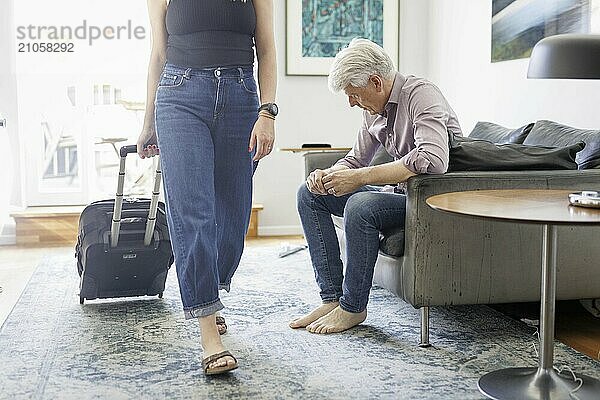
top-left (75, 145), bottom-right (174, 304)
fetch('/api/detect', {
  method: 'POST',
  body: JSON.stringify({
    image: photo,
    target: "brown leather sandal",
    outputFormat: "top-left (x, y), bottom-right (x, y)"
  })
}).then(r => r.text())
top-left (216, 316), bottom-right (227, 335)
top-left (202, 350), bottom-right (238, 376)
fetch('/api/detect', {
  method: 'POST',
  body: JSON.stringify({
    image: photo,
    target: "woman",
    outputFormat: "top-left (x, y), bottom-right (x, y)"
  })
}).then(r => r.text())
top-left (137, 0), bottom-right (277, 375)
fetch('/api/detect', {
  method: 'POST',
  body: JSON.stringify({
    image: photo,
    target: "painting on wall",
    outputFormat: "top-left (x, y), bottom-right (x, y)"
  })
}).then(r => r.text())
top-left (492, 0), bottom-right (600, 63)
top-left (286, 0), bottom-right (399, 75)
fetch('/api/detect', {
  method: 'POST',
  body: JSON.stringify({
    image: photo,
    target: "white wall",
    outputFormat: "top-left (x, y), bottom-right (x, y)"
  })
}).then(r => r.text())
top-left (411, 0), bottom-right (600, 134)
top-left (253, 1), bottom-right (363, 235)
top-left (0, 0), bottom-right (20, 244)
top-left (398, 0), bottom-right (431, 77)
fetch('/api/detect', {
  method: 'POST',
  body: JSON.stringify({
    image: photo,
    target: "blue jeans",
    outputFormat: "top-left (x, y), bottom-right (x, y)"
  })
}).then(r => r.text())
top-left (155, 63), bottom-right (259, 319)
top-left (297, 184), bottom-right (407, 313)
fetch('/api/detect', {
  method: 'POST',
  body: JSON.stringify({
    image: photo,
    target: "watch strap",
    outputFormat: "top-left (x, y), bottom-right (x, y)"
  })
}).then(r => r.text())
top-left (258, 103), bottom-right (278, 116)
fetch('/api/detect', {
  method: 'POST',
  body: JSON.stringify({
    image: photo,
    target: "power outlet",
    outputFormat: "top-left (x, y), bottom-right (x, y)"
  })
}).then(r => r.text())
top-left (0, 119), bottom-right (6, 128)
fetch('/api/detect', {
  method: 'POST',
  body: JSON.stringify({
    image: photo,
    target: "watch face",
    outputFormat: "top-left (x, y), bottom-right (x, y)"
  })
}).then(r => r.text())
top-left (259, 103), bottom-right (279, 116)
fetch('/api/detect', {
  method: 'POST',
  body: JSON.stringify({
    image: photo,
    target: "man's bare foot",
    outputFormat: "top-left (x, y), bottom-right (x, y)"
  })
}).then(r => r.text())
top-left (306, 306), bottom-right (367, 334)
top-left (289, 301), bottom-right (339, 329)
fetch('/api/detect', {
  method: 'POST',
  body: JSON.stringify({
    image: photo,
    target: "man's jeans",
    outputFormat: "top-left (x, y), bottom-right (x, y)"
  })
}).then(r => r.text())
top-left (297, 184), bottom-right (407, 313)
top-left (155, 63), bottom-right (258, 319)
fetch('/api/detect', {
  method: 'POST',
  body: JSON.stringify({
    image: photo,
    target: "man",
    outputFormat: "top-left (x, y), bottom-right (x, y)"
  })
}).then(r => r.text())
top-left (290, 38), bottom-right (462, 334)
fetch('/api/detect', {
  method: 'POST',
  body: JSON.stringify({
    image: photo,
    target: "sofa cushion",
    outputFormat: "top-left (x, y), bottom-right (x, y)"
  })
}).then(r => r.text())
top-left (524, 120), bottom-right (600, 169)
top-left (469, 121), bottom-right (534, 144)
top-left (379, 227), bottom-right (405, 257)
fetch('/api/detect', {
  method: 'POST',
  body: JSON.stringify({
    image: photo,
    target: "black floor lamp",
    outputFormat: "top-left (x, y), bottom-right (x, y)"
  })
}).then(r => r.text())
top-left (527, 34), bottom-right (600, 79)
top-left (530, 34), bottom-right (600, 210)
top-left (478, 33), bottom-right (600, 400)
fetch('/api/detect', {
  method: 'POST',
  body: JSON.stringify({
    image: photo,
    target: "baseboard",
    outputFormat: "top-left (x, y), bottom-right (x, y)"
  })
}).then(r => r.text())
top-left (0, 219), bottom-right (16, 245)
top-left (258, 225), bottom-right (303, 236)
top-left (0, 234), bottom-right (16, 245)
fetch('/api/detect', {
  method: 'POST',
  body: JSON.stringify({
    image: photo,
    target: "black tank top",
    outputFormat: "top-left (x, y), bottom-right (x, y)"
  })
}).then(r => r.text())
top-left (166, 0), bottom-right (256, 68)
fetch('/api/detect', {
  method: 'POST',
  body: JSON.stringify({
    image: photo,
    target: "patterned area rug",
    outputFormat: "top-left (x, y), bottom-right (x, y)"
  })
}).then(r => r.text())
top-left (0, 246), bottom-right (598, 400)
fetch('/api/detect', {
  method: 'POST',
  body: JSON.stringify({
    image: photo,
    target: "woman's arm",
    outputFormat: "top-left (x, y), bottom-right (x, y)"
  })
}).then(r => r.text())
top-left (253, 0), bottom-right (277, 105)
top-left (250, 0), bottom-right (277, 161)
top-left (137, 0), bottom-right (168, 158)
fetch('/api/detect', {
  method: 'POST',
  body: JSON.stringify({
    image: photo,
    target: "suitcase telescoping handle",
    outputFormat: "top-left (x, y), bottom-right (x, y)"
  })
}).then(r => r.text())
top-left (110, 144), bottom-right (162, 248)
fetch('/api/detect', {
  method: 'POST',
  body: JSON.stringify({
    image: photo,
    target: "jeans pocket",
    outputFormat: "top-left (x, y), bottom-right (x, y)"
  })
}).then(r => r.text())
top-left (158, 72), bottom-right (185, 89)
top-left (238, 77), bottom-right (258, 94)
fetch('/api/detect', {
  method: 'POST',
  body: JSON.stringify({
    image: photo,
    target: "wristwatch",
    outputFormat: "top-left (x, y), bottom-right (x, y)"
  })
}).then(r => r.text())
top-left (258, 102), bottom-right (279, 117)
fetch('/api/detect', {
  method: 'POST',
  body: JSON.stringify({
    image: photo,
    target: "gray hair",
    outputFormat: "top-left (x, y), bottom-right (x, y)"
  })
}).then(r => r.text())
top-left (328, 38), bottom-right (396, 93)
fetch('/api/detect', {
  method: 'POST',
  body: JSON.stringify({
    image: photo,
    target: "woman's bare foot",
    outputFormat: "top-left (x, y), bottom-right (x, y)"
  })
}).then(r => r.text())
top-left (199, 314), bottom-right (236, 371)
top-left (306, 306), bottom-right (367, 334)
top-left (289, 301), bottom-right (339, 329)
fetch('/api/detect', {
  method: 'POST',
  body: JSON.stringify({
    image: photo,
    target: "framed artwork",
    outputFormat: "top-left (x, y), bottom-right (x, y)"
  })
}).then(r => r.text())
top-left (286, 0), bottom-right (399, 76)
top-left (491, 0), bottom-right (599, 63)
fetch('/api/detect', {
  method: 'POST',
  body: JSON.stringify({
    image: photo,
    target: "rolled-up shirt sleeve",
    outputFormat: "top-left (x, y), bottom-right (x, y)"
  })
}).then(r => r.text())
top-left (400, 84), bottom-right (451, 174)
top-left (335, 112), bottom-right (381, 169)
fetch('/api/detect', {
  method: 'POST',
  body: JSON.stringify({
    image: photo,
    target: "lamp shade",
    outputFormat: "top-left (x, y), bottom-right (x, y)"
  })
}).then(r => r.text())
top-left (527, 34), bottom-right (600, 79)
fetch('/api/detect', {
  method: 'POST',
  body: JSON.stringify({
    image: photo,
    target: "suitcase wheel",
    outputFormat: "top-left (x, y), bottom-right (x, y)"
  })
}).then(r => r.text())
top-left (158, 292), bottom-right (163, 299)
top-left (79, 296), bottom-right (84, 304)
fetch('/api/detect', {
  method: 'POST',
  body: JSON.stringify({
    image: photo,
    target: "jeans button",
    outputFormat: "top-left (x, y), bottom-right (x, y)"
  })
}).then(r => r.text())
top-left (215, 69), bottom-right (221, 77)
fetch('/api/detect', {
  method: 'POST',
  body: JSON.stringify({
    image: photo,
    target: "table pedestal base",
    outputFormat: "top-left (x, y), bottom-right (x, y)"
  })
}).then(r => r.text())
top-left (478, 367), bottom-right (600, 400)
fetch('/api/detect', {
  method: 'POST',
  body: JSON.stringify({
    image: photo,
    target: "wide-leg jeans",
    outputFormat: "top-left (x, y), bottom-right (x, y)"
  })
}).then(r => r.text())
top-left (155, 63), bottom-right (258, 318)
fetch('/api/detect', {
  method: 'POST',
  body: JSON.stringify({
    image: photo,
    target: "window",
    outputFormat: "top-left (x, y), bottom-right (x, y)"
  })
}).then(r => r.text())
top-left (15, 0), bottom-right (153, 205)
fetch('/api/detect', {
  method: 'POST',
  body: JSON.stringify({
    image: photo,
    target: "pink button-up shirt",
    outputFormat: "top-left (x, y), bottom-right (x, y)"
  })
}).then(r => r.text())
top-left (335, 73), bottom-right (462, 177)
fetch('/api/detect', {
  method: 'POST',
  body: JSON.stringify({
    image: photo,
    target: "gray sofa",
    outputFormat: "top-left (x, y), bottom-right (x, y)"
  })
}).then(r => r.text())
top-left (303, 120), bottom-right (600, 346)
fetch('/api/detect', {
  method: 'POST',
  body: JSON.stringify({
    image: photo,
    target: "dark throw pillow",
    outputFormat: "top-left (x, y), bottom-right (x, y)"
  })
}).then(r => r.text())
top-left (525, 120), bottom-right (600, 169)
top-left (506, 122), bottom-right (535, 144)
top-left (469, 121), bottom-right (535, 144)
top-left (448, 136), bottom-right (585, 172)
top-left (576, 141), bottom-right (600, 170)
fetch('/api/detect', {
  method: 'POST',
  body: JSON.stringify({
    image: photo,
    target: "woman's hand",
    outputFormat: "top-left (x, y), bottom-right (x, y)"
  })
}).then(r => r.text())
top-left (136, 127), bottom-right (160, 159)
top-left (249, 116), bottom-right (275, 161)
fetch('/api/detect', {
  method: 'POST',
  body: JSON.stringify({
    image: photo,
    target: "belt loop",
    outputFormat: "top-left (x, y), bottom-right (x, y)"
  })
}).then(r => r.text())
top-left (183, 68), bottom-right (191, 79)
top-left (237, 67), bottom-right (244, 83)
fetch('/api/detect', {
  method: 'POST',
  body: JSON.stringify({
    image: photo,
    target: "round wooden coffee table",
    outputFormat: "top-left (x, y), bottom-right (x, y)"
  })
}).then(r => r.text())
top-left (427, 189), bottom-right (600, 400)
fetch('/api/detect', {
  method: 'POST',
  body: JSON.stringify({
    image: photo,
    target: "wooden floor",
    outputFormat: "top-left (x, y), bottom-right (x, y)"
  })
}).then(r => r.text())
top-left (1, 236), bottom-right (598, 362)
top-left (556, 301), bottom-right (600, 361)
top-left (492, 301), bottom-right (600, 361)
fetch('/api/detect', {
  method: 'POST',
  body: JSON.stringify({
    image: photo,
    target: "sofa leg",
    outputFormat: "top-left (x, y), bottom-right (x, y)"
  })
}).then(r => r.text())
top-left (419, 306), bottom-right (432, 348)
